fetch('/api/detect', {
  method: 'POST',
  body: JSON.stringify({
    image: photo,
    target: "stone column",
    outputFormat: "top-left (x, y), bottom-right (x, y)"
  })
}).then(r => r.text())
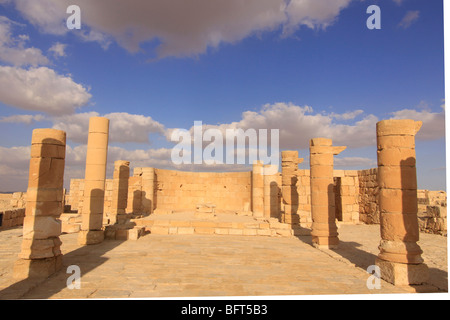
top-left (110, 161), bottom-right (130, 224)
top-left (263, 165), bottom-right (280, 219)
top-left (78, 117), bottom-right (110, 245)
top-left (141, 167), bottom-right (155, 215)
top-left (13, 129), bottom-right (66, 279)
top-left (310, 138), bottom-right (346, 249)
top-left (252, 161), bottom-right (264, 218)
top-left (375, 119), bottom-right (429, 286)
top-left (281, 151), bottom-right (303, 226)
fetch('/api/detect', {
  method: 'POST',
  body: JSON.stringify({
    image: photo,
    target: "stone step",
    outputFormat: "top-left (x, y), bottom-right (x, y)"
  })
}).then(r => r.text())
top-left (105, 225), bottom-right (146, 241)
top-left (130, 217), bottom-right (310, 238)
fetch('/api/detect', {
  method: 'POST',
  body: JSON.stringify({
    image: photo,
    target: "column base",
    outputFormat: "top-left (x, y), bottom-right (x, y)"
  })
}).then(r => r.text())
top-left (13, 255), bottom-right (63, 280)
top-left (312, 236), bottom-right (339, 249)
top-left (376, 258), bottom-right (429, 286)
top-left (78, 230), bottom-right (104, 245)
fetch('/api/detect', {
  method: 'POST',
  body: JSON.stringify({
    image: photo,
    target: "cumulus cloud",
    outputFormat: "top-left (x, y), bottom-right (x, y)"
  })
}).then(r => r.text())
top-left (0, 145), bottom-right (30, 191)
top-left (7, 0), bottom-right (354, 58)
top-left (398, 10), bottom-right (420, 29)
top-left (0, 113), bottom-right (45, 124)
top-left (168, 103), bottom-right (378, 151)
top-left (0, 15), bottom-right (49, 66)
top-left (390, 106), bottom-right (445, 141)
top-left (52, 112), bottom-right (166, 144)
top-left (48, 42), bottom-right (66, 58)
top-left (0, 66), bottom-right (92, 115)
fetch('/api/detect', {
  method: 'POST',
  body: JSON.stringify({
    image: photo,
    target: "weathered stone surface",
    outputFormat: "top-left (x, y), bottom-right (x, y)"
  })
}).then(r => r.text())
top-left (310, 138), bottom-right (346, 249)
top-left (80, 117), bottom-right (109, 241)
top-left (376, 258), bottom-right (429, 286)
top-left (376, 119), bottom-right (428, 286)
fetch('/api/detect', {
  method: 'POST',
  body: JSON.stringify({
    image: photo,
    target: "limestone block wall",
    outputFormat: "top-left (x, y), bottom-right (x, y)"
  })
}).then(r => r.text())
top-left (154, 169), bottom-right (252, 213)
top-left (65, 179), bottom-right (84, 211)
top-left (103, 179), bottom-right (114, 223)
top-left (297, 170), bottom-right (311, 226)
top-left (358, 168), bottom-right (380, 224)
top-left (295, 170), bottom-right (359, 225)
top-left (0, 192), bottom-right (27, 211)
top-left (418, 190), bottom-right (447, 236)
top-left (334, 170), bottom-right (360, 223)
top-left (0, 208), bottom-right (25, 230)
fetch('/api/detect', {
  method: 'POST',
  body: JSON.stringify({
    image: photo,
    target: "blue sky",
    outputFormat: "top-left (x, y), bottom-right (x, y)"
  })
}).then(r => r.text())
top-left (0, 0), bottom-right (446, 191)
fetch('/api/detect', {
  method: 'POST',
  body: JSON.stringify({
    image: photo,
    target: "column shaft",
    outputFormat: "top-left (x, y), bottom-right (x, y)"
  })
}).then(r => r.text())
top-left (375, 119), bottom-right (429, 286)
top-left (78, 117), bottom-right (110, 245)
top-left (13, 129), bottom-right (66, 279)
top-left (310, 138), bottom-right (346, 249)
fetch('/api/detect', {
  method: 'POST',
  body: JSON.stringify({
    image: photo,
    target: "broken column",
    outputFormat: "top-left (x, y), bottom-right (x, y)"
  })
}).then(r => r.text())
top-left (252, 161), bottom-right (264, 218)
top-left (110, 160), bottom-right (130, 224)
top-left (78, 117), bottom-right (110, 245)
top-left (310, 138), bottom-right (346, 249)
top-left (141, 167), bottom-right (155, 215)
top-left (375, 119), bottom-right (429, 286)
top-left (281, 151), bottom-right (303, 226)
top-left (13, 129), bottom-right (66, 279)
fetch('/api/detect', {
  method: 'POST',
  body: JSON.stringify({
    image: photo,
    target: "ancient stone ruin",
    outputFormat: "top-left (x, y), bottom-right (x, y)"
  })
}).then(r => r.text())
top-left (0, 117), bottom-right (446, 289)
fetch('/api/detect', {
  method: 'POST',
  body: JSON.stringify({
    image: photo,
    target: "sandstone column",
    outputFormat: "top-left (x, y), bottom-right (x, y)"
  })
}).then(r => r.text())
top-left (310, 138), bottom-right (346, 249)
top-left (110, 161), bottom-right (130, 224)
top-left (78, 117), bottom-right (110, 245)
top-left (281, 151), bottom-right (303, 226)
top-left (375, 119), bottom-right (429, 286)
top-left (141, 167), bottom-right (155, 215)
top-left (13, 129), bottom-right (66, 279)
top-left (263, 165), bottom-right (280, 219)
top-left (252, 161), bottom-right (264, 218)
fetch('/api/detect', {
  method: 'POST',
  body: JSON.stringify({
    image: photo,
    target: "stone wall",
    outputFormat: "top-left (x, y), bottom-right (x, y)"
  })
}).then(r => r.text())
top-left (418, 190), bottom-right (447, 236)
top-left (0, 192), bottom-right (27, 211)
top-left (0, 208), bottom-right (25, 230)
top-left (63, 166), bottom-right (446, 235)
top-left (154, 169), bottom-right (252, 213)
top-left (358, 168), bottom-right (380, 224)
top-left (334, 170), bottom-right (360, 224)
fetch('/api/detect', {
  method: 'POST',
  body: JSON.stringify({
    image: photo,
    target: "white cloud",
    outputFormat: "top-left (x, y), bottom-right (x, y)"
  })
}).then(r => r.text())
top-left (0, 113), bottom-right (45, 124)
top-left (52, 112), bottom-right (166, 144)
top-left (0, 66), bottom-right (92, 115)
top-left (0, 145), bottom-right (30, 191)
top-left (390, 107), bottom-right (445, 141)
top-left (169, 103), bottom-right (378, 150)
top-left (48, 42), bottom-right (66, 58)
top-left (283, 0), bottom-right (352, 35)
top-left (398, 10), bottom-right (420, 29)
top-left (0, 15), bottom-right (49, 66)
top-left (9, 0), bottom-right (354, 58)
top-left (330, 110), bottom-right (364, 121)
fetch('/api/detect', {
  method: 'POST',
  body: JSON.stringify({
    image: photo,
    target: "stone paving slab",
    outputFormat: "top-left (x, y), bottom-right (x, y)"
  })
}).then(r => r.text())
top-left (0, 224), bottom-right (447, 299)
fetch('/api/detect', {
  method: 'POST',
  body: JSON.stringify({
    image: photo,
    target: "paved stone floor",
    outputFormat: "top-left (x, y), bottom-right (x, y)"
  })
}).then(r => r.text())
top-left (0, 224), bottom-right (447, 299)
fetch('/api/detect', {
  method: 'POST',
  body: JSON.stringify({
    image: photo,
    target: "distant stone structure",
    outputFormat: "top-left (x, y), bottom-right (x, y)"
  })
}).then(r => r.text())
top-left (3, 116), bottom-right (446, 289)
